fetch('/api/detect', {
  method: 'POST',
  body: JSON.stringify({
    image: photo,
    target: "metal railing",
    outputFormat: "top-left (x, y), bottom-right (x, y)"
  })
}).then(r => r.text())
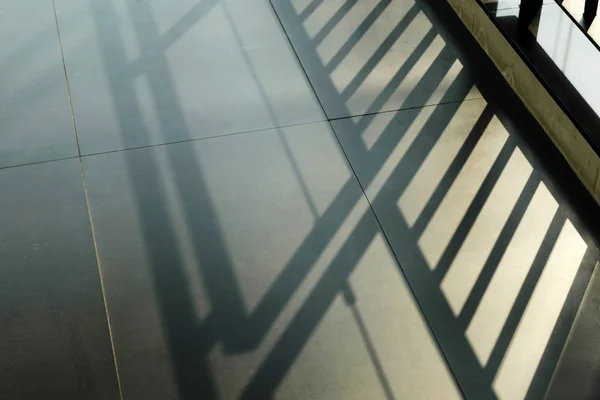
top-left (520, 0), bottom-right (598, 31)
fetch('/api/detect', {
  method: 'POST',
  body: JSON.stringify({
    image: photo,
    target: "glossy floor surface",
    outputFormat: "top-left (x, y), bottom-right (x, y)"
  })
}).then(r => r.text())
top-left (483, 2), bottom-right (600, 399)
top-left (2, 0), bottom-right (600, 399)
top-left (486, 0), bottom-right (600, 135)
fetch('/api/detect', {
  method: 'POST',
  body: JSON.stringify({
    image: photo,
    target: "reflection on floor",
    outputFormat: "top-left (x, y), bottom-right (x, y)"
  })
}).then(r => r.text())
top-left (1, 0), bottom-right (600, 399)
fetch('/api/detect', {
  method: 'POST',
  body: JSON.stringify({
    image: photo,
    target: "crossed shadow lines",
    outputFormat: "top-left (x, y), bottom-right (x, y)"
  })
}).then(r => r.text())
top-left (78, 0), bottom-right (600, 398)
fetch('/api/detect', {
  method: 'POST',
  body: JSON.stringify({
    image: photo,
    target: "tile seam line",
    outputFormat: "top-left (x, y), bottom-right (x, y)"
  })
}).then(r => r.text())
top-left (76, 97), bottom-right (480, 160)
top-left (0, 120), bottom-right (328, 174)
top-left (264, 0), bottom-right (466, 398)
top-left (51, 1), bottom-right (124, 398)
top-left (79, 119), bottom-right (328, 158)
top-left (327, 96), bottom-right (483, 122)
top-left (324, 116), bottom-right (467, 400)
top-left (77, 156), bottom-right (125, 400)
top-left (0, 92), bottom-right (478, 173)
top-left (34, 2), bottom-right (478, 396)
top-left (0, 155), bottom-right (81, 173)
top-left (51, 0), bottom-right (82, 156)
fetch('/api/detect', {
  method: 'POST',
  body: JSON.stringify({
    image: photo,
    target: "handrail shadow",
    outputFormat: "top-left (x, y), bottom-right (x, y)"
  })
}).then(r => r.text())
top-left (81, 0), bottom-right (600, 398)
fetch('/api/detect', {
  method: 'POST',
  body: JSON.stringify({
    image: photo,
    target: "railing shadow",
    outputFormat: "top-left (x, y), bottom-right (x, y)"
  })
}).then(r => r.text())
top-left (80, 0), bottom-right (600, 398)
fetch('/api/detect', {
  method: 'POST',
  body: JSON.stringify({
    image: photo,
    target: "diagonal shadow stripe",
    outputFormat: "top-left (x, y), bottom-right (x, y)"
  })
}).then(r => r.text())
top-left (239, 213), bottom-right (380, 399)
top-left (238, 1), bottom-right (472, 353)
top-left (457, 173), bottom-right (542, 329)
top-left (127, 0), bottom-right (248, 342)
top-left (484, 212), bottom-right (567, 379)
top-left (299, 0), bottom-right (325, 21)
top-left (526, 247), bottom-right (600, 400)
top-left (340, 11), bottom-right (433, 100)
top-left (431, 139), bottom-right (518, 281)
top-left (365, 205), bottom-right (497, 399)
top-left (332, 49), bottom-right (470, 172)
top-left (242, 73), bottom-right (475, 353)
top-left (356, 74), bottom-right (476, 180)
top-left (237, 178), bottom-right (365, 351)
top-left (412, 105), bottom-right (495, 236)
top-left (160, 0), bottom-right (220, 51)
top-left (354, 45), bottom-right (460, 132)
top-left (128, 0), bottom-right (219, 72)
top-left (311, 0), bottom-right (359, 46)
top-left (90, 1), bottom-right (221, 398)
top-left (220, 1), bottom-right (320, 217)
top-left (342, 283), bottom-right (395, 400)
top-left (354, 75), bottom-right (483, 213)
top-left (325, 0), bottom-right (396, 73)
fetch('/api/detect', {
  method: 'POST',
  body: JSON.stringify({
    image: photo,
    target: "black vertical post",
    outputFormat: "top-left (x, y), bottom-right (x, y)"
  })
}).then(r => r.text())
top-left (584, 0), bottom-right (599, 25)
top-left (518, 0), bottom-right (543, 36)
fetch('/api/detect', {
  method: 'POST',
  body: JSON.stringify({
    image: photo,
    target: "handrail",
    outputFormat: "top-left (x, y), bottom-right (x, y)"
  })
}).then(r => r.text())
top-left (502, 0), bottom-right (600, 155)
top-left (521, 0), bottom-right (600, 49)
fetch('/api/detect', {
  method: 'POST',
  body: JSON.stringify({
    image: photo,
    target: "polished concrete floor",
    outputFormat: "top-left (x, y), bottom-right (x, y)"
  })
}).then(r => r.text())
top-left (2, 0), bottom-right (600, 399)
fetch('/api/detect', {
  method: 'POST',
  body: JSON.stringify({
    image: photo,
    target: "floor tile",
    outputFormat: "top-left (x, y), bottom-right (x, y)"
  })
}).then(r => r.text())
top-left (270, 0), bottom-right (481, 119)
top-left (0, 160), bottom-right (119, 400)
top-left (0, 2), bottom-right (79, 167)
top-left (53, 0), bottom-right (324, 155)
top-left (546, 261), bottom-right (600, 400)
top-left (81, 122), bottom-right (460, 400)
top-left (332, 97), bottom-right (600, 399)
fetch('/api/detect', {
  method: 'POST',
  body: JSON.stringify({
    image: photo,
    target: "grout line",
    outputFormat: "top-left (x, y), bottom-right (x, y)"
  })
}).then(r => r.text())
top-left (0, 94), bottom-right (479, 173)
top-left (52, 2), bottom-right (122, 397)
top-left (328, 117), bottom-right (469, 400)
top-left (327, 96), bottom-right (483, 122)
top-left (78, 119), bottom-right (328, 158)
top-left (0, 93), bottom-right (479, 173)
top-left (266, 1), bottom-right (337, 119)
top-left (221, 0), bottom-right (320, 218)
top-left (325, 117), bottom-right (468, 400)
top-left (0, 155), bottom-right (81, 172)
top-left (324, 120), bottom-right (468, 400)
top-left (0, 120), bottom-right (328, 173)
top-left (265, 0), bottom-right (468, 398)
top-left (76, 157), bottom-right (125, 400)
top-left (51, 0), bottom-right (82, 156)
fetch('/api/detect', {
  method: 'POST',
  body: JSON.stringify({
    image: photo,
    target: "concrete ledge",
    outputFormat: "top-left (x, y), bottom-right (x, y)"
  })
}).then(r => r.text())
top-left (447, 0), bottom-right (600, 204)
